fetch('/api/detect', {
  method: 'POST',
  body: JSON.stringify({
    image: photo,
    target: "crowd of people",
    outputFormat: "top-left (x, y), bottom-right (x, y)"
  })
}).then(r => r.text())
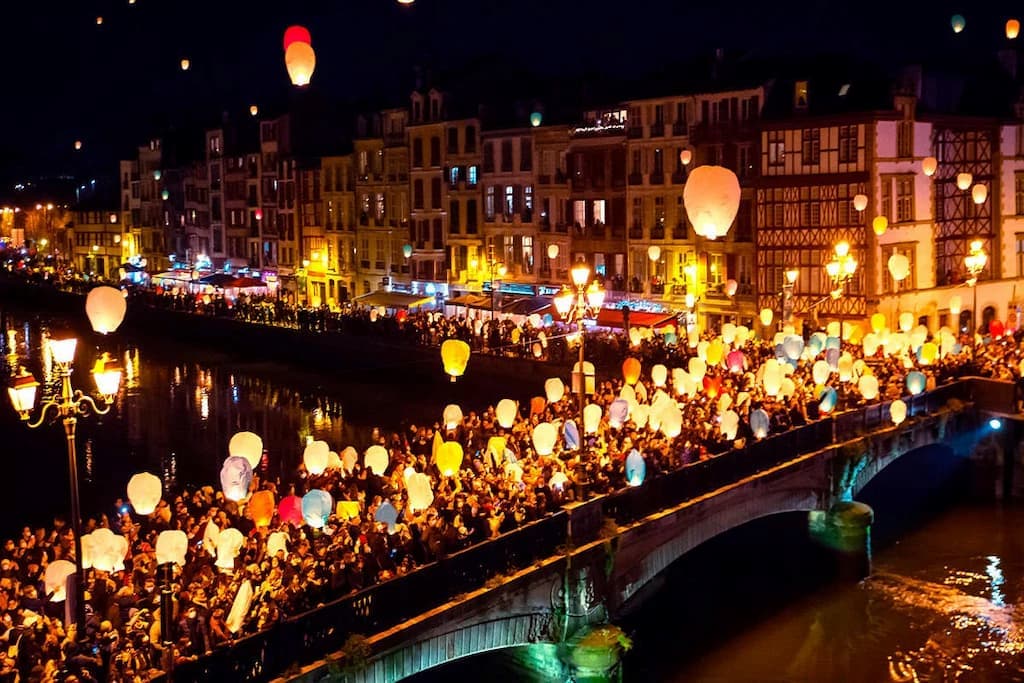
top-left (1, 271), bottom-right (1024, 682)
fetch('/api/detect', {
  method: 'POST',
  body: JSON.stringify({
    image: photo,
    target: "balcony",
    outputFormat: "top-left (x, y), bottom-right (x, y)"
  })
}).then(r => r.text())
top-left (359, 259), bottom-right (370, 269)
top-left (628, 173), bottom-right (643, 186)
top-left (672, 122), bottom-right (688, 136)
top-left (650, 172), bottom-right (664, 185)
top-left (649, 123), bottom-right (665, 137)
top-left (571, 176), bottom-right (585, 191)
top-left (651, 224), bottom-right (665, 240)
top-left (672, 171), bottom-right (687, 185)
top-left (628, 226), bottom-right (643, 240)
top-left (626, 126), bottom-right (643, 139)
top-left (538, 174), bottom-right (551, 185)
top-left (670, 223), bottom-right (688, 240)
top-left (359, 214), bottom-right (369, 226)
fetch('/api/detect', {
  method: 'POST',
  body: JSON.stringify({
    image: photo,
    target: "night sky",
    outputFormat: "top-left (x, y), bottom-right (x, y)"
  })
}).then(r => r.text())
top-left (0, 0), bottom-right (1019, 190)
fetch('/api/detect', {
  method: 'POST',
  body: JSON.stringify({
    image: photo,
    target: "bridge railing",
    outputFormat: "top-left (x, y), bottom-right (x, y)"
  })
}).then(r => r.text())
top-left (154, 379), bottom-right (988, 681)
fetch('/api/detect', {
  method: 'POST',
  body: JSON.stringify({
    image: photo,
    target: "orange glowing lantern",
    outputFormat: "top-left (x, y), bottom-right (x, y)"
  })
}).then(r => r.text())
top-left (247, 490), bottom-right (276, 527)
top-left (1008, 19), bottom-right (1020, 39)
top-left (285, 42), bottom-right (316, 86)
top-left (622, 357), bottom-right (642, 385)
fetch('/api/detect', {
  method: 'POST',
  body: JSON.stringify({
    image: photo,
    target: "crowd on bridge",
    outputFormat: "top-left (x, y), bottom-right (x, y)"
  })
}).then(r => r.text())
top-left (2, 271), bottom-right (1024, 682)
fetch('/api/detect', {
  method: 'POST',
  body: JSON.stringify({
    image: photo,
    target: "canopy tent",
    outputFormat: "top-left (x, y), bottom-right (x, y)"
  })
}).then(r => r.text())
top-left (596, 308), bottom-right (678, 330)
top-left (501, 296), bottom-right (553, 316)
top-left (447, 293), bottom-right (493, 310)
top-left (198, 273), bottom-right (237, 287)
top-left (354, 290), bottom-right (434, 309)
top-left (229, 276), bottom-right (267, 290)
top-left (152, 271), bottom-right (193, 286)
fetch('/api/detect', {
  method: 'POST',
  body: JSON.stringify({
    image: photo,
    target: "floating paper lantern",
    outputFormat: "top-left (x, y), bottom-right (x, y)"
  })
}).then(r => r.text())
top-left (74, 140), bottom-right (83, 150)
top-left (726, 350), bottom-right (745, 373)
top-left (84, 528), bottom-right (128, 573)
top-left (375, 501), bottom-right (398, 531)
top-left (267, 531), bottom-right (289, 558)
top-left (872, 215), bottom-right (888, 236)
top-left (301, 489), bottom-right (333, 528)
top-left (725, 279), bottom-right (738, 297)
top-left (750, 409), bottom-right (770, 439)
top-left (720, 410), bottom-right (740, 440)
top-left (583, 403), bottom-right (602, 433)
top-left (278, 495), bottom-right (303, 526)
top-left (440, 339), bottom-right (471, 381)
top-left (680, 149), bottom-right (693, 166)
top-left (760, 308), bottom-right (774, 327)
top-left (442, 403), bottom-right (463, 429)
top-left (44, 560), bottom-right (76, 602)
top-left (532, 422), bottom-right (557, 456)
top-left (327, 450), bottom-right (342, 470)
top-left (721, 323), bottom-right (737, 345)
top-left (949, 295), bottom-right (962, 316)
top-left (161, 189), bottom-right (169, 201)
top-left (688, 357), bottom-right (706, 382)
top-left (250, 105), bottom-right (259, 117)
top-left (545, 377), bottom-right (565, 403)
top-left (904, 372), bottom-right (924, 397)
top-left (247, 490), bottom-right (275, 527)
top-left (683, 165), bottom-right (741, 239)
top-left (919, 342), bottom-right (938, 365)
top-left (858, 374), bottom-right (879, 400)
top-left (628, 327), bottom-right (642, 347)
top-left (608, 399), bottom-right (629, 428)
top-left (819, 386), bottom-right (837, 413)
top-left (437, 441), bottom-right (464, 476)
top-left (563, 420), bottom-right (580, 450)
top-left (625, 449), bottom-right (646, 486)
top-left (283, 25), bottom-right (312, 51)
top-left (622, 357), bottom-right (642, 385)
top-left (651, 364), bottom-right (668, 387)
top-left (155, 530), bottom-right (188, 566)
top-left (898, 312), bottom-right (914, 333)
top-left (407, 472), bottom-right (434, 512)
top-left (890, 399), bottom-right (907, 425)
top-left (888, 253), bottom-right (910, 282)
top-left (402, 243), bottom-right (413, 258)
top-left (971, 184), bottom-right (988, 205)
top-left (303, 440), bottom-right (330, 475)
top-left (922, 156), bottom-right (937, 177)
top-left (838, 353), bottom-right (854, 381)
top-left (126, 472), bottom-right (161, 515)
top-left (364, 445), bottom-right (388, 476)
top-left (647, 245), bottom-right (661, 261)
top-left (180, 58), bottom-right (190, 71)
top-left (228, 431), bottom-right (263, 469)
top-left (495, 399), bottom-right (517, 428)
top-left (547, 244), bottom-right (559, 259)
top-left (762, 359), bottom-right (783, 396)
top-left (956, 172), bottom-right (972, 191)
top-left (86, 286), bottom-right (128, 333)
top-left (285, 41), bottom-right (316, 86)
top-left (951, 14), bottom-right (966, 33)
top-left (1008, 19), bottom-right (1021, 39)
top-left (220, 456), bottom-right (253, 502)
top-left (853, 194), bottom-right (868, 212)
top-left (202, 520), bottom-right (220, 557)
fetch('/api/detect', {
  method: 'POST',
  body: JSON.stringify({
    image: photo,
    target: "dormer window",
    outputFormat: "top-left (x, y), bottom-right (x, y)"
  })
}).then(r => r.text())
top-left (795, 81), bottom-right (809, 110)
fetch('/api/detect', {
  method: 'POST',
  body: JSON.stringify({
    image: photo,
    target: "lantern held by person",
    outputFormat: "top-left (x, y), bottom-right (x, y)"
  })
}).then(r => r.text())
top-left (544, 377), bottom-right (565, 403)
top-left (278, 495), bottom-right (303, 526)
top-left (858, 374), bottom-right (879, 400)
top-left (246, 490), bottom-right (275, 527)
top-left (155, 530), bottom-right (188, 566)
top-left (625, 449), bottom-right (646, 486)
top-left (442, 403), bottom-right (463, 429)
top-left (890, 399), bottom-right (908, 425)
top-left (583, 403), bottom-right (602, 433)
top-left (303, 440), bottom-right (330, 475)
top-left (495, 399), bottom-right (517, 428)
top-left (532, 422), bottom-right (557, 456)
top-left (301, 490), bottom-right (333, 529)
top-left (622, 357), bottom-right (642, 385)
top-left (220, 456), bottom-right (253, 502)
top-left (437, 441), bottom-right (464, 476)
top-left (126, 472), bottom-right (162, 515)
top-left (229, 431), bottom-right (263, 469)
top-left (364, 445), bottom-right (388, 476)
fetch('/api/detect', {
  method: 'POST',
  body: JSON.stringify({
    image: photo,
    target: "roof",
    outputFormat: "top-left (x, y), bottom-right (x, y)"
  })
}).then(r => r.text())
top-left (596, 308), bottom-right (678, 330)
top-left (355, 290), bottom-right (434, 309)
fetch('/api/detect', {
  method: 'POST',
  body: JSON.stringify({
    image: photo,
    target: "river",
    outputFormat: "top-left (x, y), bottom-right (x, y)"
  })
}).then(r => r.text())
top-left (2, 307), bottom-right (1022, 682)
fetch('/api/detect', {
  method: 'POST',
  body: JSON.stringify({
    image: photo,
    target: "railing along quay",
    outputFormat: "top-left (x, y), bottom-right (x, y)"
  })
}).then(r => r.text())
top-left (152, 378), bottom-right (994, 682)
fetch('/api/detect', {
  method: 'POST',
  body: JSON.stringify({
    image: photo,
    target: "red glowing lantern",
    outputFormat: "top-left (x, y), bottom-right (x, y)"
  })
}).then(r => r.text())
top-left (990, 320), bottom-right (1005, 338)
top-left (396, 309), bottom-right (408, 323)
top-left (283, 25), bottom-right (312, 52)
top-left (702, 376), bottom-right (721, 398)
top-left (530, 396), bottom-right (547, 415)
top-left (255, 209), bottom-right (263, 221)
top-left (278, 495), bottom-right (303, 526)
top-left (622, 357), bottom-right (642, 385)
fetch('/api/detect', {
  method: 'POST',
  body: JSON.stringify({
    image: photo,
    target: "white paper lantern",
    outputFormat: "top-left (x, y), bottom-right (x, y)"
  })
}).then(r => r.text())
top-left (660, 402), bottom-right (683, 438)
top-left (898, 312), bottom-right (914, 333)
top-left (303, 440), bottom-right (330, 475)
top-left (155, 530), bottom-right (188, 566)
top-left (229, 431), bottom-right (263, 469)
top-left (549, 471), bottom-right (569, 490)
top-left (720, 410), bottom-right (739, 440)
top-left (852, 194), bottom-right (868, 212)
top-left (220, 456), bottom-right (253, 502)
top-left (648, 245), bottom-right (661, 261)
top-left (203, 520), bottom-right (220, 558)
top-left (683, 165), bottom-right (741, 239)
top-left (126, 472), bottom-right (162, 515)
top-left (301, 489), bottom-right (333, 528)
top-left (495, 399), bottom-right (517, 428)
top-left (215, 528), bottom-right (244, 570)
top-left (267, 531), bottom-right (289, 558)
top-left (406, 472), bottom-right (434, 512)
top-left (887, 253), bottom-right (910, 282)
top-left (442, 403), bottom-right (463, 430)
top-left (364, 445), bottom-right (389, 476)
top-left (890, 399), bottom-right (907, 425)
top-left (760, 308), bottom-right (774, 327)
top-left (956, 172), bottom-right (973, 191)
top-left (971, 184), bottom-right (988, 204)
top-left (949, 295), bottom-right (962, 316)
top-left (83, 528), bottom-right (128, 573)
top-left (547, 244), bottom-right (559, 259)
top-left (532, 422), bottom-right (558, 456)
top-left (45, 560), bottom-right (76, 602)
top-left (544, 378), bottom-right (565, 403)
top-left (858, 374), bottom-right (879, 400)
top-left (651, 364), bottom-right (668, 388)
top-left (762, 359), bottom-right (783, 396)
top-left (812, 359), bottom-right (831, 386)
top-left (583, 403), bottom-right (602, 434)
top-left (688, 357), bottom-right (706, 383)
top-left (85, 286), bottom-right (127, 334)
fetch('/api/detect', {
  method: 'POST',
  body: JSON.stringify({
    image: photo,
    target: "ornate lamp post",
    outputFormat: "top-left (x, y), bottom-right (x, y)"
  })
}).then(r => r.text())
top-left (6, 287), bottom-right (125, 639)
top-left (554, 260), bottom-right (605, 417)
top-left (781, 267), bottom-right (799, 329)
top-left (964, 238), bottom-right (988, 342)
top-left (485, 243), bottom-right (507, 320)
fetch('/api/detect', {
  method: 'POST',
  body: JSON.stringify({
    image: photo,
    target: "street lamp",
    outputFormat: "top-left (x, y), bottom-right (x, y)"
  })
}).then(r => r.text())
top-left (554, 260), bottom-right (605, 417)
top-left (825, 240), bottom-right (858, 299)
top-left (7, 335), bottom-right (122, 639)
top-left (485, 243), bottom-right (507, 320)
top-left (964, 238), bottom-right (988, 341)
top-left (781, 267), bottom-right (799, 329)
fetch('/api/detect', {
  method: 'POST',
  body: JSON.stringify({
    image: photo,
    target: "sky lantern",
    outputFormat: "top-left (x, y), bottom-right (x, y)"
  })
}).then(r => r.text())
top-left (86, 285), bottom-right (127, 333)
top-left (890, 399), bottom-right (907, 425)
top-left (922, 156), bottom-right (937, 177)
top-left (495, 398), bottom-right (517, 428)
top-left (437, 441), bottom-right (464, 476)
top-left (440, 339), bottom-right (471, 381)
top-left (858, 374), bottom-right (879, 400)
top-left (583, 403), bottom-right (602, 433)
top-left (683, 165), bottom-right (740, 239)
top-left (647, 245), bottom-right (661, 261)
top-left (278, 495), bottom-right (303, 526)
top-left (956, 172), bottom-right (973, 190)
top-left (688, 357), bottom-right (706, 382)
top-left (762, 359), bottom-right (783, 396)
top-left (725, 279), bottom-right (738, 297)
top-left (229, 431), bottom-right (264, 468)
top-left (530, 112), bottom-right (543, 127)
top-left (919, 342), bottom-right (939, 365)
top-left (220, 456), bottom-right (252, 501)
top-left (301, 490), bottom-right (333, 529)
top-left (267, 531), bottom-right (289, 558)
top-left (1008, 19), bottom-right (1020, 39)
top-left (680, 149), bottom-right (692, 165)
top-left (759, 308), bottom-right (774, 327)
top-left (285, 42), bottom-right (316, 87)
top-left (443, 403), bottom-right (463, 429)
top-left (180, 58), bottom-right (190, 71)
top-left (971, 184), bottom-right (988, 204)
top-left (906, 370), bottom-right (926, 395)
top-left (303, 440), bottom-right (330, 475)
top-left (545, 377), bottom-right (565, 403)
top-left (812, 359), bottom-right (830, 386)
top-left (726, 350), bottom-right (745, 373)
top-left (949, 295), bottom-right (962, 315)
top-left (247, 490), bottom-right (275, 527)
top-left (213, 528), bottom-right (243, 570)
top-left (403, 243), bottom-right (414, 258)
top-left (282, 25), bottom-right (312, 51)
top-left (872, 215), bottom-right (888, 236)
top-left (161, 189), bottom-right (170, 200)
top-left (45, 560), bottom-right (76, 602)
top-left (888, 253), bottom-right (910, 282)
top-left (530, 396), bottom-right (546, 415)
top-left (720, 410), bottom-right (740, 440)
top-left (156, 530), bottom-right (188, 566)
top-left (126, 472), bottom-right (161, 515)
top-left (951, 14), bottom-right (966, 33)
top-left (74, 140), bottom-right (82, 150)
top-left (853, 194), bottom-right (868, 212)
top-left (364, 445), bottom-right (388, 475)
top-left (547, 244), bottom-right (559, 260)
top-left (870, 312), bottom-right (886, 333)
top-left (96, 16), bottom-right (103, 25)
top-left (660, 403), bottom-right (683, 438)
top-left (625, 449), bottom-right (646, 486)
top-left (819, 387), bottom-right (838, 413)
top-left (83, 529), bottom-right (128, 572)
top-left (898, 312), bottom-right (914, 333)
top-left (608, 399), bottom-right (629, 428)
top-left (750, 409), bottom-right (770, 439)
top-left (651, 364), bottom-right (667, 387)
top-left (531, 422), bottom-right (557, 456)
top-left (250, 105), bottom-right (259, 116)
top-left (407, 472), bottom-right (434, 512)
top-left (622, 357), bottom-right (642, 385)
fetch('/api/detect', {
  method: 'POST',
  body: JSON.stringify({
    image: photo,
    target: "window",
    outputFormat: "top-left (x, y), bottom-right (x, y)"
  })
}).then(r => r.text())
top-left (520, 138), bottom-right (532, 172)
top-left (466, 199), bottom-right (478, 232)
top-left (501, 140), bottom-right (513, 172)
top-left (708, 253), bottom-right (724, 286)
top-left (881, 178), bottom-right (892, 222)
top-left (465, 126), bottom-right (477, 153)
top-left (654, 196), bottom-right (665, 227)
top-left (483, 143), bottom-right (494, 172)
top-left (768, 132), bottom-right (785, 166)
top-left (413, 180), bottom-right (424, 209)
top-left (897, 121), bottom-right (913, 158)
top-left (593, 199), bottom-right (606, 225)
top-left (524, 186), bottom-right (533, 212)
top-left (449, 200), bottom-right (460, 233)
top-left (895, 177), bottom-right (914, 222)
top-left (1017, 236), bottom-right (1024, 276)
top-left (467, 166), bottom-right (478, 186)
top-left (738, 145), bottom-right (752, 178)
top-left (522, 236), bottom-right (534, 274)
top-left (358, 151), bottom-right (368, 177)
top-left (504, 185), bottom-right (514, 216)
top-left (883, 244), bottom-right (915, 292)
top-left (447, 128), bottom-right (458, 154)
top-left (375, 193), bottom-right (385, 222)
top-left (653, 148), bottom-right (664, 175)
top-left (449, 166), bottom-right (460, 185)
top-left (631, 150), bottom-right (642, 175)
top-left (631, 197), bottom-right (642, 228)
top-left (485, 186), bottom-right (496, 219)
top-left (839, 125), bottom-right (858, 163)
top-left (430, 137), bottom-right (440, 167)
top-left (801, 129), bottom-right (820, 165)
top-left (573, 200), bottom-right (586, 227)
top-left (1016, 173), bottom-right (1024, 215)
top-left (412, 139), bottom-right (423, 167)
top-left (794, 81), bottom-right (808, 109)
top-left (431, 178), bottom-right (442, 209)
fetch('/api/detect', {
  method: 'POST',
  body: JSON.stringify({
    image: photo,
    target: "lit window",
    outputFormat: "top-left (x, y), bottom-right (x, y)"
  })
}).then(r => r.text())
top-left (449, 167), bottom-right (459, 185)
top-left (592, 199), bottom-right (606, 225)
top-left (468, 166), bottom-right (478, 186)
